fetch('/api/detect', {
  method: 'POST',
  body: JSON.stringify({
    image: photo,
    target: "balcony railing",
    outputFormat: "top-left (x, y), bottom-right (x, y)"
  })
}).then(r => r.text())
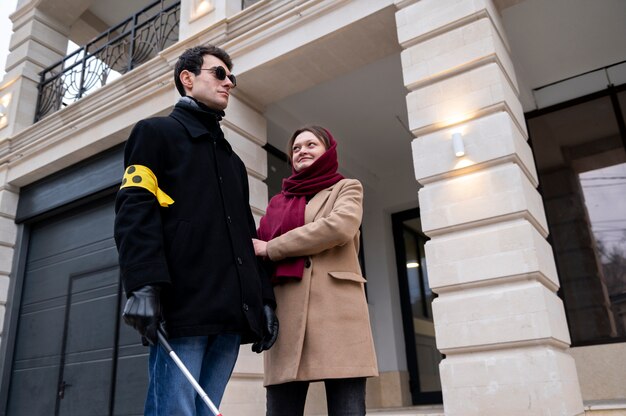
top-left (35, 0), bottom-right (181, 121)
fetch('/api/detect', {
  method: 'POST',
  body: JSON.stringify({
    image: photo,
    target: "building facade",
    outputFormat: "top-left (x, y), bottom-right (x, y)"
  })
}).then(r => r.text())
top-left (0, 0), bottom-right (624, 415)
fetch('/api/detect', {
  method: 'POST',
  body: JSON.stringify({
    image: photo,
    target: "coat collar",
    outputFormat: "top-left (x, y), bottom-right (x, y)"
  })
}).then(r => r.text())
top-left (169, 98), bottom-right (233, 153)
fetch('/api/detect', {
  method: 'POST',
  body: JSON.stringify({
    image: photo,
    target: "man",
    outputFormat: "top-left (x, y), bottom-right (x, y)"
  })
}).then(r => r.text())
top-left (114, 45), bottom-right (278, 415)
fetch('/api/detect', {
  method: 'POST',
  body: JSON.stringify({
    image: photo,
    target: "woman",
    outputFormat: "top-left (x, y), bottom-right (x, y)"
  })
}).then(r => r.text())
top-left (253, 126), bottom-right (378, 415)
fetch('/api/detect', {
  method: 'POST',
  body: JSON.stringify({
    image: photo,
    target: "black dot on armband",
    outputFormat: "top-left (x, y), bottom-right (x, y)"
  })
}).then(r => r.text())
top-left (122, 178), bottom-right (127, 185)
top-left (127, 166), bottom-right (136, 174)
top-left (132, 176), bottom-right (142, 183)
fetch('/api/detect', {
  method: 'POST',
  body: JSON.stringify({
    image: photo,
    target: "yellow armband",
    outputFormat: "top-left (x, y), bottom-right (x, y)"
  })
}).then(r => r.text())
top-left (120, 165), bottom-right (174, 207)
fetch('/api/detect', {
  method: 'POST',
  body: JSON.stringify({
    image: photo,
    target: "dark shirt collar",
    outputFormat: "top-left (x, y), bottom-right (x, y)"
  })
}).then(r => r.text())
top-left (170, 97), bottom-right (233, 153)
top-left (177, 96), bottom-right (225, 120)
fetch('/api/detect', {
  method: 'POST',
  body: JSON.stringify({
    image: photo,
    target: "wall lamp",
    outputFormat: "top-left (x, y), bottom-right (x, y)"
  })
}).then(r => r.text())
top-left (452, 132), bottom-right (465, 157)
top-left (195, 0), bottom-right (214, 16)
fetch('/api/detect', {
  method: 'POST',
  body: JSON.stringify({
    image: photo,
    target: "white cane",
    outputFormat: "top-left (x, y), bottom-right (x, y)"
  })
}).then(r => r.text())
top-left (157, 329), bottom-right (223, 416)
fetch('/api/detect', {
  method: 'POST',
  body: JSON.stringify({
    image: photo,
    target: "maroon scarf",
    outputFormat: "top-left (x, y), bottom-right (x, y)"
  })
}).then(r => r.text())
top-left (258, 129), bottom-right (344, 284)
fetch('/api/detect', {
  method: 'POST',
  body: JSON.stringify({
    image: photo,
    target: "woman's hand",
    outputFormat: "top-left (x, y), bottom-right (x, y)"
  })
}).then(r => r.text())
top-left (252, 238), bottom-right (268, 257)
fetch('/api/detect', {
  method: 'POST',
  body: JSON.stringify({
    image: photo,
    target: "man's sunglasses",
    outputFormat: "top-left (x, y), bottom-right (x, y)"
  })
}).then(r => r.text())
top-left (200, 66), bottom-right (237, 87)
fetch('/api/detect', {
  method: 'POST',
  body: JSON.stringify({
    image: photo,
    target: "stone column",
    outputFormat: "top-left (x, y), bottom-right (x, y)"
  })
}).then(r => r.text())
top-left (0, 165), bottom-right (20, 349)
top-left (0, 5), bottom-right (68, 140)
top-left (395, 0), bottom-right (584, 414)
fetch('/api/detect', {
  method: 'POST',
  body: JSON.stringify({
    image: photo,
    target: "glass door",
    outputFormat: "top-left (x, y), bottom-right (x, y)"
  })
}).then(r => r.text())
top-left (392, 208), bottom-right (443, 404)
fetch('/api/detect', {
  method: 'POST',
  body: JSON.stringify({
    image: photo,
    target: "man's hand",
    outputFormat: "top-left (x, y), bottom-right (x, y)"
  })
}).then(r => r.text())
top-left (252, 238), bottom-right (268, 257)
top-left (122, 285), bottom-right (163, 346)
top-left (252, 304), bottom-right (279, 353)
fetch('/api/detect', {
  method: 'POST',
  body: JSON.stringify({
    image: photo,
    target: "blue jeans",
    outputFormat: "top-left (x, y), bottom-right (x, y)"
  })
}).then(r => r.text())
top-left (144, 333), bottom-right (241, 416)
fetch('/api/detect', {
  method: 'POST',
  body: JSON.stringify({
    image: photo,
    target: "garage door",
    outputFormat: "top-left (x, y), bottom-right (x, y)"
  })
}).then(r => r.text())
top-left (5, 197), bottom-right (148, 415)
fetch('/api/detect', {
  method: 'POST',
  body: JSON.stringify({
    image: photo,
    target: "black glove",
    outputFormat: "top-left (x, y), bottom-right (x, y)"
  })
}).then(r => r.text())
top-left (252, 304), bottom-right (279, 353)
top-left (122, 285), bottom-right (164, 346)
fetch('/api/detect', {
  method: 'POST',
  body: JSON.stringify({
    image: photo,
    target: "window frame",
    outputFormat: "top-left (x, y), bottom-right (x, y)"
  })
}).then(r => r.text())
top-left (526, 83), bottom-right (626, 347)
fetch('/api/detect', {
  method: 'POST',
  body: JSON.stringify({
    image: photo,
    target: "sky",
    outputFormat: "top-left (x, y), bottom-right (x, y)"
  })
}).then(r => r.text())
top-left (1, 0), bottom-right (19, 80)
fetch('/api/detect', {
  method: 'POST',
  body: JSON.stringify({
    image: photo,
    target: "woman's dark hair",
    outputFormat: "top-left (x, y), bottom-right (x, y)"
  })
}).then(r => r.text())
top-left (174, 45), bottom-right (233, 96)
top-left (286, 125), bottom-right (331, 162)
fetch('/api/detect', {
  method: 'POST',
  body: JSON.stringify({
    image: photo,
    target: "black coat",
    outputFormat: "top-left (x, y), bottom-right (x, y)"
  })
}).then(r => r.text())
top-left (114, 98), bottom-right (274, 343)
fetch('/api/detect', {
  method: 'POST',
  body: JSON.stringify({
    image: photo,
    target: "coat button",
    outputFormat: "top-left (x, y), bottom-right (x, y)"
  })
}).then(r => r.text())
top-left (243, 303), bottom-right (249, 311)
top-left (305, 259), bottom-right (311, 268)
top-left (219, 176), bottom-right (223, 183)
top-left (237, 257), bottom-right (243, 265)
top-left (227, 216), bottom-right (232, 224)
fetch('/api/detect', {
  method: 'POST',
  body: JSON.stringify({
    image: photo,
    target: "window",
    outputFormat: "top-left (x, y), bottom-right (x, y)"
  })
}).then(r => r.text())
top-left (528, 87), bottom-right (626, 345)
top-left (264, 143), bottom-right (291, 199)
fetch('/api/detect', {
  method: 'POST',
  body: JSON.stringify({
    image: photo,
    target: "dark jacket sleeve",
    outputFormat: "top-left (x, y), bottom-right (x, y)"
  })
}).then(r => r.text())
top-left (114, 120), bottom-right (170, 296)
top-left (241, 163), bottom-right (276, 308)
top-left (254, 225), bottom-right (276, 309)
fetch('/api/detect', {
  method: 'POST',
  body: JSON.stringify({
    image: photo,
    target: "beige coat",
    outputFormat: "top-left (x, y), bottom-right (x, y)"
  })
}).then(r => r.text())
top-left (263, 179), bottom-right (378, 386)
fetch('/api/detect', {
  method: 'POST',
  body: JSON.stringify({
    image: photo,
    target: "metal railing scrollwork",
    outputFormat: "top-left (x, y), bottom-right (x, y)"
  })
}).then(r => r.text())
top-left (35, 0), bottom-right (180, 122)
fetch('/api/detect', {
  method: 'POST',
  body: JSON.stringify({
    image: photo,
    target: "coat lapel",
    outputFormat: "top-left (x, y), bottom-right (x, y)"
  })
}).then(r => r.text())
top-left (304, 180), bottom-right (344, 223)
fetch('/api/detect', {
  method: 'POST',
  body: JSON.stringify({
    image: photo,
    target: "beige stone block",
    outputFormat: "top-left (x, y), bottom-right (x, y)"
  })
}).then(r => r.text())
top-left (3, 60), bottom-right (42, 85)
top-left (418, 163), bottom-right (547, 236)
top-left (440, 346), bottom-right (584, 415)
top-left (248, 175), bottom-right (268, 214)
top-left (0, 275), bottom-right (9, 304)
top-left (395, 0), bottom-right (507, 50)
top-left (223, 126), bottom-right (267, 179)
top-left (223, 95), bottom-right (267, 146)
top-left (433, 281), bottom-right (571, 350)
top-left (0, 217), bottom-right (17, 246)
top-left (1, 75), bottom-right (40, 140)
top-left (0, 167), bottom-right (7, 186)
top-left (0, 189), bottom-right (19, 218)
top-left (4, 38), bottom-right (64, 73)
top-left (14, 78), bottom-right (40, 124)
top-left (0, 246), bottom-right (14, 275)
top-left (411, 112), bottom-right (535, 185)
top-left (569, 342), bottom-right (626, 402)
top-left (366, 370), bottom-right (412, 408)
top-left (425, 220), bottom-right (559, 291)
top-left (406, 63), bottom-right (525, 136)
top-left (8, 15), bottom-right (67, 56)
top-left (401, 17), bottom-right (517, 91)
top-left (220, 374), bottom-right (265, 415)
